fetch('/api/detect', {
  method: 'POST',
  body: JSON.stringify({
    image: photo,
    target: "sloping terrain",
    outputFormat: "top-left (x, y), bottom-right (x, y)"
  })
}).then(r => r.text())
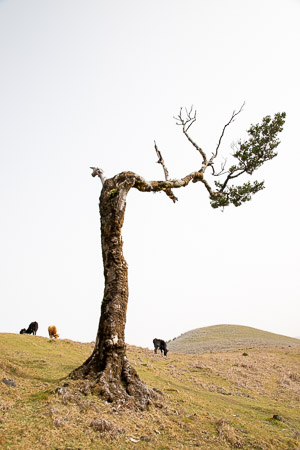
top-left (168, 324), bottom-right (300, 354)
top-left (0, 332), bottom-right (300, 449)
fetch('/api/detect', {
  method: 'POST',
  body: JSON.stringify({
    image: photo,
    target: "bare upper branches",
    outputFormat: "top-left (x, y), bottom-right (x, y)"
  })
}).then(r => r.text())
top-left (91, 106), bottom-right (285, 210)
top-left (209, 102), bottom-right (245, 167)
top-left (174, 106), bottom-right (208, 170)
top-left (174, 104), bottom-right (245, 178)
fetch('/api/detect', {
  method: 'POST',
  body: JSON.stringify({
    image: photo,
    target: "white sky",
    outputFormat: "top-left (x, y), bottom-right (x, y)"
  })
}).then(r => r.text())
top-left (0, 0), bottom-right (299, 347)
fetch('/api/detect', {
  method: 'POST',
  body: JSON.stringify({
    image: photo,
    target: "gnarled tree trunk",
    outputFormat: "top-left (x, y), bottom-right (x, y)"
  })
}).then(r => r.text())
top-left (70, 107), bottom-right (285, 409)
top-left (70, 172), bottom-right (161, 409)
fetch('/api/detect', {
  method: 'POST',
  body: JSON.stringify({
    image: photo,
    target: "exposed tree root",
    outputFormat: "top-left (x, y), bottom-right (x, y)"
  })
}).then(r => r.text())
top-left (69, 356), bottom-right (163, 410)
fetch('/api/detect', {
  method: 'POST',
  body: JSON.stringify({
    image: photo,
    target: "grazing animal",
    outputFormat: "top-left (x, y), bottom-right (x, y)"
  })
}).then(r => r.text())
top-left (20, 321), bottom-right (38, 335)
top-left (153, 338), bottom-right (168, 356)
top-left (48, 325), bottom-right (59, 339)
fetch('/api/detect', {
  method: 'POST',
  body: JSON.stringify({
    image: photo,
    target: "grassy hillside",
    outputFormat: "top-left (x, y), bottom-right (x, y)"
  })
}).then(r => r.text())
top-left (168, 324), bottom-right (300, 354)
top-left (0, 332), bottom-right (300, 449)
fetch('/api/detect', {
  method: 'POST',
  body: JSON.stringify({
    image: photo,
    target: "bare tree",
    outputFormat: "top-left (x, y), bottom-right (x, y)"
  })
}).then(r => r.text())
top-left (70, 105), bottom-right (286, 409)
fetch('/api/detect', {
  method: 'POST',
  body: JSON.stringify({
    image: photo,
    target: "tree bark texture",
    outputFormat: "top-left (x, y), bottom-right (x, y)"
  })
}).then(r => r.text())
top-left (70, 167), bottom-right (215, 408)
top-left (70, 172), bottom-right (161, 409)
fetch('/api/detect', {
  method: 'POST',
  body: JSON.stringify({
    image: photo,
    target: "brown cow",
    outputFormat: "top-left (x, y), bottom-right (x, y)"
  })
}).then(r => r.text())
top-left (48, 325), bottom-right (59, 339)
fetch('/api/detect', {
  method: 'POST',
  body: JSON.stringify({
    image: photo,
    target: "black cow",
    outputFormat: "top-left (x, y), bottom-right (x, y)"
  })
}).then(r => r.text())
top-left (153, 338), bottom-right (168, 356)
top-left (20, 321), bottom-right (38, 335)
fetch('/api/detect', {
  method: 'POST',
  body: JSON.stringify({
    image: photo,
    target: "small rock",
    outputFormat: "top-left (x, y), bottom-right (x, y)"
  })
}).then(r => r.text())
top-left (49, 408), bottom-right (59, 416)
top-left (90, 418), bottom-right (123, 434)
top-left (56, 386), bottom-right (67, 395)
top-left (53, 418), bottom-right (65, 427)
top-left (130, 437), bottom-right (139, 443)
top-left (154, 429), bottom-right (161, 434)
top-left (80, 383), bottom-right (91, 396)
top-left (1, 378), bottom-right (16, 387)
top-left (140, 436), bottom-right (151, 442)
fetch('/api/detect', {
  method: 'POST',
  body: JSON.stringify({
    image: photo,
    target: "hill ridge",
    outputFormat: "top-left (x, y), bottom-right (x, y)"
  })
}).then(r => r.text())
top-left (168, 324), bottom-right (300, 354)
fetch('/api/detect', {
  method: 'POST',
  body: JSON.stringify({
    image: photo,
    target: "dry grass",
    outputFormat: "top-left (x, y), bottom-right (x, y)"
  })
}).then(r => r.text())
top-left (0, 332), bottom-right (300, 449)
top-left (168, 324), bottom-right (300, 354)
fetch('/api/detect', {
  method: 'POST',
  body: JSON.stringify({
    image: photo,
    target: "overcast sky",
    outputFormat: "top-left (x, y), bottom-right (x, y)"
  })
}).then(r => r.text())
top-left (0, 0), bottom-right (299, 347)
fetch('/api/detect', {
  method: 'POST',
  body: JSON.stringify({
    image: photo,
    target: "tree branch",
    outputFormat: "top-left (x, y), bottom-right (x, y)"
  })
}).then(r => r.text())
top-left (220, 167), bottom-right (247, 191)
top-left (90, 167), bottom-right (106, 185)
top-left (153, 141), bottom-right (178, 202)
top-left (209, 102), bottom-right (245, 167)
top-left (174, 106), bottom-right (208, 170)
top-left (133, 170), bottom-right (214, 199)
top-left (91, 108), bottom-right (285, 210)
top-left (154, 141), bottom-right (169, 181)
top-left (211, 158), bottom-right (228, 177)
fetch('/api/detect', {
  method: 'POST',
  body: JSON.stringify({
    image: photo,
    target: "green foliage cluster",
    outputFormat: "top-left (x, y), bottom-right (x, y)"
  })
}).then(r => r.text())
top-left (212, 180), bottom-right (265, 208)
top-left (232, 112), bottom-right (286, 174)
top-left (211, 112), bottom-right (286, 209)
